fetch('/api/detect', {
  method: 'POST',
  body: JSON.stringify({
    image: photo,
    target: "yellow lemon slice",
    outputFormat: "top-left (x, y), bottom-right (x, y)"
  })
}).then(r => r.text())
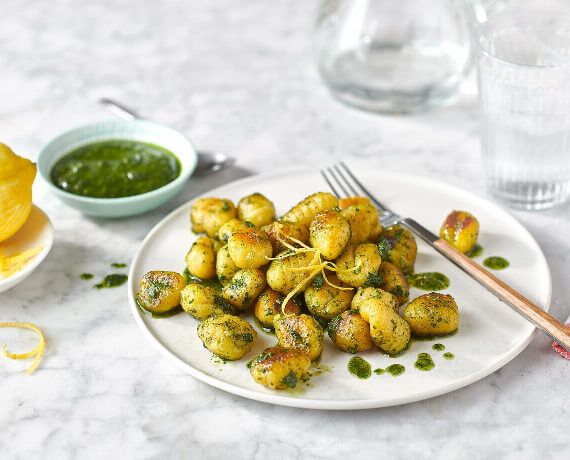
top-left (0, 143), bottom-right (36, 243)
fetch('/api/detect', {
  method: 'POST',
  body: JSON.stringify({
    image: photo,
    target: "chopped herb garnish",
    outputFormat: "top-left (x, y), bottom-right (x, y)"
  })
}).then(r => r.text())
top-left (378, 238), bottom-right (391, 259)
top-left (363, 272), bottom-right (383, 288)
top-left (311, 274), bottom-right (325, 289)
top-left (280, 370), bottom-right (297, 388)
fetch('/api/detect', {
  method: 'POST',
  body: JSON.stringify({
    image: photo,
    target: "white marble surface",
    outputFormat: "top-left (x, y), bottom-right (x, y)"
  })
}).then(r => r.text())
top-left (1, 1), bottom-right (568, 458)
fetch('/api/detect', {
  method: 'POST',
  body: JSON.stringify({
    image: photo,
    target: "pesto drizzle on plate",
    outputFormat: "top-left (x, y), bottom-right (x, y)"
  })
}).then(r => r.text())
top-left (348, 356), bottom-right (371, 379)
top-left (483, 256), bottom-right (509, 270)
top-left (407, 272), bottom-right (450, 291)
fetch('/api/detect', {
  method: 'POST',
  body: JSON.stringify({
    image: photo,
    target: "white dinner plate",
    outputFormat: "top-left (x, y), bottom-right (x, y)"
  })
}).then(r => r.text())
top-left (128, 168), bottom-right (551, 410)
top-left (0, 205), bottom-right (54, 294)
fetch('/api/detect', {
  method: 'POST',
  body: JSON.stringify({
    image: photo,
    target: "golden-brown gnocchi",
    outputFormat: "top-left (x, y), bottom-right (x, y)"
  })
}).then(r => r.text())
top-left (351, 286), bottom-right (399, 317)
top-left (266, 251), bottom-right (316, 295)
top-left (136, 271), bottom-right (187, 314)
top-left (254, 288), bottom-right (301, 328)
top-left (248, 346), bottom-right (311, 390)
top-left (191, 197), bottom-right (236, 238)
top-left (222, 268), bottom-right (266, 310)
top-left (217, 218), bottom-right (251, 243)
top-left (263, 220), bottom-right (310, 255)
top-left (274, 314), bottom-right (324, 362)
top-left (227, 228), bottom-right (272, 269)
top-left (327, 310), bottom-right (373, 353)
top-left (341, 203), bottom-right (380, 244)
top-left (440, 210), bottom-right (480, 253)
top-left (185, 236), bottom-right (218, 280)
top-left (237, 193), bottom-right (275, 227)
top-left (197, 314), bottom-right (256, 360)
top-left (309, 210), bottom-right (351, 261)
top-left (180, 283), bottom-right (222, 320)
top-left (336, 243), bottom-right (382, 287)
top-left (403, 293), bottom-right (459, 336)
top-left (362, 299), bottom-right (411, 354)
top-left (304, 274), bottom-right (353, 319)
top-left (380, 225), bottom-right (417, 275)
top-left (215, 245), bottom-right (240, 286)
top-left (378, 261), bottom-right (410, 306)
top-left (281, 192), bottom-right (339, 228)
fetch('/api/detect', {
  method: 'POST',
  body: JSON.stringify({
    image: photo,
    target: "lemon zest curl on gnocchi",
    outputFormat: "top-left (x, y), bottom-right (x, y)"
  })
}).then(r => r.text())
top-left (268, 229), bottom-right (357, 315)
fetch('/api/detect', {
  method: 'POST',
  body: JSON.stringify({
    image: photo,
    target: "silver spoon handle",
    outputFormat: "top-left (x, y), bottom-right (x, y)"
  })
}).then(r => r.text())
top-left (99, 98), bottom-right (140, 120)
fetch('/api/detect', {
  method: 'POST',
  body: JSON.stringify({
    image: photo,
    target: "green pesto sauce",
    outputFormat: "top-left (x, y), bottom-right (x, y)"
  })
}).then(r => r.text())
top-left (386, 364), bottom-right (405, 376)
top-left (137, 303), bottom-right (183, 318)
top-left (348, 356), bottom-right (371, 379)
top-left (50, 139), bottom-right (181, 198)
top-left (253, 317), bottom-right (276, 336)
top-left (483, 256), bottom-right (510, 270)
top-left (183, 268), bottom-right (223, 293)
top-left (432, 343), bottom-right (445, 352)
top-left (111, 262), bottom-right (127, 269)
top-left (466, 243), bottom-right (483, 258)
top-left (93, 273), bottom-right (128, 289)
top-left (407, 272), bottom-right (450, 291)
top-left (80, 273), bottom-right (94, 280)
top-left (415, 353), bottom-right (435, 371)
top-left (443, 352), bottom-right (455, 360)
top-left (374, 368), bottom-right (385, 375)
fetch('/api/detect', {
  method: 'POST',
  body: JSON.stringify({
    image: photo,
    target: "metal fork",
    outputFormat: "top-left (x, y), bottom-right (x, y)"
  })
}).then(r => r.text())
top-left (322, 162), bottom-right (570, 352)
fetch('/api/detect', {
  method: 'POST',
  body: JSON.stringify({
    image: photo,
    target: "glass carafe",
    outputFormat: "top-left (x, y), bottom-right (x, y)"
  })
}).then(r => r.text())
top-left (314, 0), bottom-right (474, 113)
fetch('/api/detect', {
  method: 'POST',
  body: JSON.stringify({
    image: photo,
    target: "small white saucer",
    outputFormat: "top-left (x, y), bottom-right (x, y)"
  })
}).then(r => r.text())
top-left (0, 205), bottom-right (54, 294)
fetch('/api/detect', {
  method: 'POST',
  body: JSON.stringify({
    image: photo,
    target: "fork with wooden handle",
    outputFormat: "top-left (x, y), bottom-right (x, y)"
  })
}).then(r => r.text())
top-left (321, 162), bottom-right (570, 352)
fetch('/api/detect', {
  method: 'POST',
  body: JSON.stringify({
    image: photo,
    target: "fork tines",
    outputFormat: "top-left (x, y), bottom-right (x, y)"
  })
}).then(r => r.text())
top-left (321, 162), bottom-right (392, 214)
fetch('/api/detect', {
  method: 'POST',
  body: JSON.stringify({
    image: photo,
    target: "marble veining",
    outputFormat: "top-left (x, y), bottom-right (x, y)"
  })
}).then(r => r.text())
top-left (0, 0), bottom-right (569, 459)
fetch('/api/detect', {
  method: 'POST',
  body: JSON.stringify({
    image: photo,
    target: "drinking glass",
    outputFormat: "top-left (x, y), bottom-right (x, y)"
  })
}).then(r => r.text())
top-left (477, 10), bottom-right (570, 210)
top-left (313, 0), bottom-right (474, 114)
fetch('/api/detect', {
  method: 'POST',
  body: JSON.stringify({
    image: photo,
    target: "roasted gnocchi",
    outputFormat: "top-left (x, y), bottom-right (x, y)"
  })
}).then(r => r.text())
top-left (191, 197), bottom-right (236, 238)
top-left (197, 314), bottom-right (256, 360)
top-left (141, 189), bottom-right (465, 392)
top-left (440, 210), bottom-right (480, 253)
top-left (248, 346), bottom-right (311, 390)
top-left (237, 193), bottom-right (275, 227)
top-left (403, 292), bottom-right (459, 336)
top-left (136, 271), bottom-right (186, 314)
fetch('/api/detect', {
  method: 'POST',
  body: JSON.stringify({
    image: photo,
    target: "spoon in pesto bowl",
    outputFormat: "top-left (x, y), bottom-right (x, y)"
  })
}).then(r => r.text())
top-left (99, 98), bottom-right (235, 176)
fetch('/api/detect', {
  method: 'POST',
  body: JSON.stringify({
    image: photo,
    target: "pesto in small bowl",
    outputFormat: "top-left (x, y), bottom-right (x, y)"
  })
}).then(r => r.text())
top-left (38, 119), bottom-right (198, 217)
top-left (50, 139), bottom-right (181, 198)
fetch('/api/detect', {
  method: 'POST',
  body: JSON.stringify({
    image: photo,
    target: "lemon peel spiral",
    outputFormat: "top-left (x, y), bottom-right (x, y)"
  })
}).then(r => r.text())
top-left (0, 322), bottom-right (46, 374)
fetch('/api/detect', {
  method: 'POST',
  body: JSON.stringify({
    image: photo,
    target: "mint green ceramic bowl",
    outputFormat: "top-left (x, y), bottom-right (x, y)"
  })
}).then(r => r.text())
top-left (37, 120), bottom-right (198, 217)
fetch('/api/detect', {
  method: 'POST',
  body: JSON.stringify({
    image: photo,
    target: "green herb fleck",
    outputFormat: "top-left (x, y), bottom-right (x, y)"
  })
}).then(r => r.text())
top-left (281, 370), bottom-right (298, 388)
top-left (311, 274), bottom-right (325, 289)
top-left (363, 272), bottom-right (383, 288)
top-left (378, 238), bottom-right (390, 259)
